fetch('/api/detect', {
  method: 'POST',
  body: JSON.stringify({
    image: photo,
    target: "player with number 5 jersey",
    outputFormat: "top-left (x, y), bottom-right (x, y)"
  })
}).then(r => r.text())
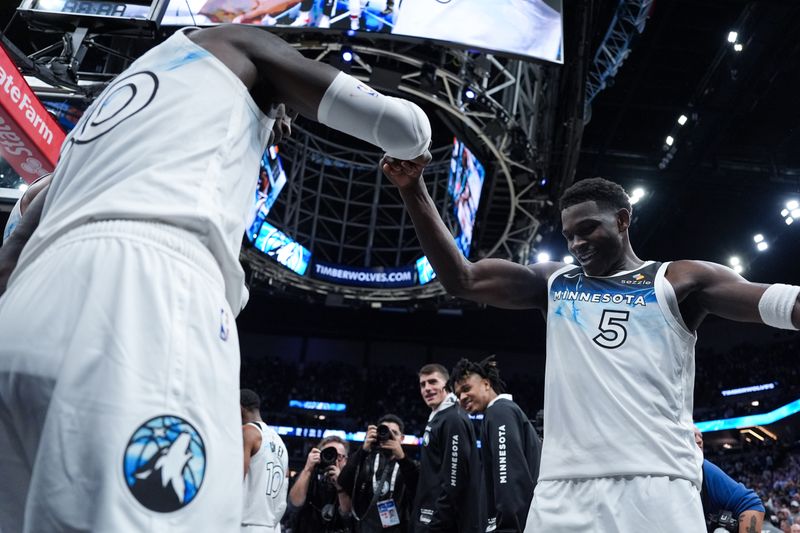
top-left (380, 168), bottom-right (800, 532)
top-left (544, 260), bottom-right (699, 483)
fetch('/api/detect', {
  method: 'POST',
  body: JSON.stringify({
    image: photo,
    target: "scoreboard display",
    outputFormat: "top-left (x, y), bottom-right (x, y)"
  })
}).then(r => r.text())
top-left (17, 0), bottom-right (170, 29)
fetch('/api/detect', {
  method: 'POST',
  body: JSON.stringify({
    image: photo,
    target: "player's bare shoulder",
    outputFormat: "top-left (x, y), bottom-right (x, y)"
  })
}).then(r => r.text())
top-left (663, 259), bottom-right (740, 302)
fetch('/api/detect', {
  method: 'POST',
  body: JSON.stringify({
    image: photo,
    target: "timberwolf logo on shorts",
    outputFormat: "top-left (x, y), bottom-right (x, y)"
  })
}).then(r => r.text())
top-left (123, 415), bottom-right (206, 512)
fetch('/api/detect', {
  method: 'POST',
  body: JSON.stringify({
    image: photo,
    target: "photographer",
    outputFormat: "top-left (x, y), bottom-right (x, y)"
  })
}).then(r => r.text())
top-left (288, 436), bottom-right (354, 533)
top-left (694, 427), bottom-right (765, 533)
top-left (339, 415), bottom-right (420, 532)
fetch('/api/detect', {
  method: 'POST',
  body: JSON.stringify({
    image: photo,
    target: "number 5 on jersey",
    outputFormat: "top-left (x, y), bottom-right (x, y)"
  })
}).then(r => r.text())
top-left (593, 310), bottom-right (630, 349)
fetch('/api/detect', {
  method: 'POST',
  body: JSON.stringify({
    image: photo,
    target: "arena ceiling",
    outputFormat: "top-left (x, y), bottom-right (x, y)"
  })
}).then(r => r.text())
top-left (0, 0), bottom-right (798, 312)
top-left (570, 0), bottom-right (800, 290)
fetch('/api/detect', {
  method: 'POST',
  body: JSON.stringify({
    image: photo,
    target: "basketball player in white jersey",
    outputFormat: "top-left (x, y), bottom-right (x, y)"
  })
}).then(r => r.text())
top-left (392, 0), bottom-right (562, 62)
top-left (241, 389), bottom-right (288, 533)
top-left (0, 23), bottom-right (431, 532)
top-left (380, 168), bottom-right (799, 531)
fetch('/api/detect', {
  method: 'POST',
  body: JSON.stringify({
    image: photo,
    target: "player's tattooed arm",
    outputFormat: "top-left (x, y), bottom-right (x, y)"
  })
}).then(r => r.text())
top-left (738, 510), bottom-right (763, 533)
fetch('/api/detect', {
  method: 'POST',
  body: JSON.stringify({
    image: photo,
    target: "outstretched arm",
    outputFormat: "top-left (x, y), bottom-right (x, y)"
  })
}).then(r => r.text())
top-left (189, 25), bottom-right (430, 160)
top-left (382, 156), bottom-right (561, 310)
top-left (667, 260), bottom-right (799, 330)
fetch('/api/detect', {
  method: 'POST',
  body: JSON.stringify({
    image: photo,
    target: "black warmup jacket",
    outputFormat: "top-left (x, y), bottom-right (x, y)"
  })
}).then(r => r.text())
top-left (412, 397), bottom-right (483, 533)
top-left (481, 396), bottom-right (541, 533)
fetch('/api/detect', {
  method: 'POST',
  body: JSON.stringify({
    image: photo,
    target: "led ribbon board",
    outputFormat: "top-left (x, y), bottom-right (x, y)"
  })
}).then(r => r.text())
top-left (312, 262), bottom-right (416, 289)
top-left (288, 400), bottom-right (346, 412)
top-left (696, 397), bottom-right (800, 432)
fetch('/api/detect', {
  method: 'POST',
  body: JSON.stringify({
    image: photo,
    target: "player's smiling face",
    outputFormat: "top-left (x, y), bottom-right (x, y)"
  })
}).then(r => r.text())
top-left (561, 200), bottom-right (627, 276)
top-left (454, 373), bottom-right (492, 413)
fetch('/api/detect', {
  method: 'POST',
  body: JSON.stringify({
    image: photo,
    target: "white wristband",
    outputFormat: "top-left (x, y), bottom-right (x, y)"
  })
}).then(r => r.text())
top-left (758, 284), bottom-right (800, 330)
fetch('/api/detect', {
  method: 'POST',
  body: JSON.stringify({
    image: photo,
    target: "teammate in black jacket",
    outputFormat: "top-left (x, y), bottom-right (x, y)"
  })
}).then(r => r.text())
top-left (452, 356), bottom-right (541, 533)
top-left (413, 364), bottom-right (483, 533)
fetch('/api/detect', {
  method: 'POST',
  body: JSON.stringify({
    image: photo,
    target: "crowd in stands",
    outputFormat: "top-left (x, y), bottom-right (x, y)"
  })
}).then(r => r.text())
top-left (242, 337), bottom-right (798, 438)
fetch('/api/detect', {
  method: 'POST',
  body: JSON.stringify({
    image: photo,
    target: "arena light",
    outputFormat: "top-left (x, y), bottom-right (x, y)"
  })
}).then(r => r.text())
top-left (787, 200), bottom-right (799, 211)
top-left (740, 428), bottom-right (764, 441)
top-left (727, 31), bottom-right (738, 43)
top-left (751, 400), bottom-right (759, 407)
top-left (757, 242), bottom-right (768, 252)
top-left (728, 256), bottom-right (740, 267)
top-left (756, 425), bottom-right (778, 440)
top-left (786, 217), bottom-right (794, 226)
top-left (695, 397), bottom-right (800, 433)
top-left (463, 88), bottom-right (477, 100)
top-left (753, 234), bottom-right (764, 243)
top-left (781, 208), bottom-right (789, 217)
top-left (630, 187), bottom-right (645, 205)
top-left (677, 114), bottom-right (688, 126)
top-left (341, 48), bottom-right (354, 63)
top-left (733, 43), bottom-right (743, 52)
top-left (792, 209), bottom-right (800, 219)
top-left (18, 183), bottom-right (28, 193)
top-left (536, 252), bottom-right (550, 263)
top-left (563, 255), bottom-right (574, 264)
top-left (733, 264), bottom-right (744, 274)
top-left (665, 135), bottom-right (674, 146)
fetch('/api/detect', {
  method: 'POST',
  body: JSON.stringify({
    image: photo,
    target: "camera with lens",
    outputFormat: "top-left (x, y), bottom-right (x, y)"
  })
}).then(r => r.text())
top-left (706, 510), bottom-right (738, 532)
top-left (318, 446), bottom-right (339, 470)
top-left (376, 424), bottom-right (393, 444)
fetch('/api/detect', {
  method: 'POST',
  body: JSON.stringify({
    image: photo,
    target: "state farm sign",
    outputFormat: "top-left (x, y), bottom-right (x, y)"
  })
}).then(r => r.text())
top-left (0, 43), bottom-right (65, 183)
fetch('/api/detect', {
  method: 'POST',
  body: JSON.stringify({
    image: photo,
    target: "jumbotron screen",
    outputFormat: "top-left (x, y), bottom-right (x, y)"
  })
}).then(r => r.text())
top-left (448, 136), bottom-right (485, 257)
top-left (161, 0), bottom-right (563, 63)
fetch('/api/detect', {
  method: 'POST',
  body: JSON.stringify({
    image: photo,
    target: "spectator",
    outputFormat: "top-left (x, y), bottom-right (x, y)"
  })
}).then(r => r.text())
top-left (695, 427), bottom-right (765, 533)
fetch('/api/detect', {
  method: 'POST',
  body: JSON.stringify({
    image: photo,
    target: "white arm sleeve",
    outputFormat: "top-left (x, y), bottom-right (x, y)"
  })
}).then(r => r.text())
top-left (317, 72), bottom-right (431, 160)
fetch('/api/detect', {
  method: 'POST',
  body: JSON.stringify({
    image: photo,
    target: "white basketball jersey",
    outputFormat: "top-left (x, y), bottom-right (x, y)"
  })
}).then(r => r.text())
top-left (393, 0), bottom-right (562, 62)
top-left (242, 422), bottom-right (288, 528)
top-left (540, 261), bottom-right (703, 487)
top-left (14, 30), bottom-right (273, 313)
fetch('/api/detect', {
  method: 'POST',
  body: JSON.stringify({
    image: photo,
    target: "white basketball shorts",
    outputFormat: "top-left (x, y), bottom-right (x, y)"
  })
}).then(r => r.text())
top-left (524, 475), bottom-right (705, 532)
top-left (0, 220), bottom-right (243, 532)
